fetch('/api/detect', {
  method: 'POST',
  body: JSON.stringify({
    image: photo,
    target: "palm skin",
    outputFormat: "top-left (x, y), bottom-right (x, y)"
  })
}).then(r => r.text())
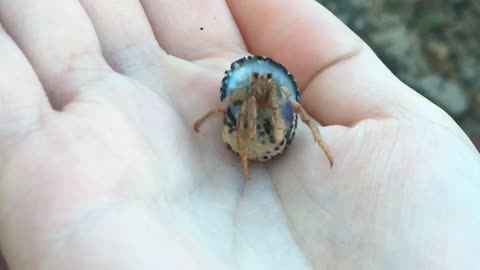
top-left (0, 1), bottom-right (479, 270)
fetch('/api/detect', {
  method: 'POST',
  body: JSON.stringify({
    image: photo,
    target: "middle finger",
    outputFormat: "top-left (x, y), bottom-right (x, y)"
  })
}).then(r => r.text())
top-left (140, 0), bottom-right (246, 62)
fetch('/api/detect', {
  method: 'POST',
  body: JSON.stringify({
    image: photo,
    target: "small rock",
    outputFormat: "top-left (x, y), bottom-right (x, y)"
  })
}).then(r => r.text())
top-left (473, 139), bottom-right (480, 152)
top-left (417, 75), bottom-right (469, 116)
top-left (472, 91), bottom-right (480, 118)
top-left (459, 57), bottom-right (478, 81)
top-left (426, 40), bottom-right (449, 62)
top-left (462, 118), bottom-right (480, 138)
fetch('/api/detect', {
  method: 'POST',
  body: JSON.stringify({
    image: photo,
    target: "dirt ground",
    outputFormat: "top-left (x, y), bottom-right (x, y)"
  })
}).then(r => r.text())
top-left (318, 0), bottom-right (480, 144)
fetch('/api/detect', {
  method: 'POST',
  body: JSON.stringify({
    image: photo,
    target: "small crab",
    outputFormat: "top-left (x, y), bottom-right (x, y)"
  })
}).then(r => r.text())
top-left (194, 56), bottom-right (333, 179)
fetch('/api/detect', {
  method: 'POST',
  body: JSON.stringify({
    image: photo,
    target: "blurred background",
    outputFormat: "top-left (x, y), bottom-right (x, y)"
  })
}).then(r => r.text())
top-left (318, 0), bottom-right (479, 148)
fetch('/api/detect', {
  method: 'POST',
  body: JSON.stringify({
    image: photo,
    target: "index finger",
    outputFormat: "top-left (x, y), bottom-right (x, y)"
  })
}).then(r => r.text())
top-left (227, 0), bottom-right (442, 126)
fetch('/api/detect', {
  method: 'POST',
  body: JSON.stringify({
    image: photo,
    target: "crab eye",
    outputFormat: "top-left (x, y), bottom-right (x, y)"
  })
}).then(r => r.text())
top-left (220, 56), bottom-right (299, 102)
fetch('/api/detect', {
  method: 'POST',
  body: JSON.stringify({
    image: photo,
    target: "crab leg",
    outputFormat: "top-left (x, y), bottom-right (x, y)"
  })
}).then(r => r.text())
top-left (270, 86), bottom-right (286, 143)
top-left (271, 106), bottom-right (285, 143)
top-left (292, 101), bottom-right (334, 167)
top-left (237, 102), bottom-right (250, 179)
top-left (247, 96), bottom-right (257, 140)
top-left (193, 87), bottom-right (247, 132)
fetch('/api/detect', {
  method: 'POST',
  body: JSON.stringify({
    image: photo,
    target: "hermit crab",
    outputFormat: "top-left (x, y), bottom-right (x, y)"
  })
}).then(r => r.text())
top-left (194, 56), bottom-right (333, 178)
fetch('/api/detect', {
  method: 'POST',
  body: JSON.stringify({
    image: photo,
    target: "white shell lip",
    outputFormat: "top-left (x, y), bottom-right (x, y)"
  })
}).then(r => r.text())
top-left (220, 56), bottom-right (299, 102)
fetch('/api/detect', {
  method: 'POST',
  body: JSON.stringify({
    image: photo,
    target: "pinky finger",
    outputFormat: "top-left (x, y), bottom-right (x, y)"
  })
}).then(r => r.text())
top-left (0, 24), bottom-right (51, 152)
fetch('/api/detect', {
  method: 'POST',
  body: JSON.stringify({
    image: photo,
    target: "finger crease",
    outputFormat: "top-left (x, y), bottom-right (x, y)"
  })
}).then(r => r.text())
top-left (301, 42), bottom-right (366, 96)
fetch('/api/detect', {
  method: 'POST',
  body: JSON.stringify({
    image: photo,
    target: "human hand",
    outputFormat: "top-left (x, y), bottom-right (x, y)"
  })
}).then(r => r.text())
top-left (0, 0), bottom-right (479, 269)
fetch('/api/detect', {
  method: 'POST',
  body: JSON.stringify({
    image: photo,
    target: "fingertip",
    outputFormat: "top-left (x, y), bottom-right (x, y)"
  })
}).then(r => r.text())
top-left (227, 0), bottom-right (362, 89)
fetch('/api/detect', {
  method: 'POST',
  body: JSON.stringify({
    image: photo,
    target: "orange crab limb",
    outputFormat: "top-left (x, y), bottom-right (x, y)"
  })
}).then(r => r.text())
top-left (193, 87), bottom-right (247, 132)
top-left (270, 86), bottom-right (287, 143)
top-left (292, 101), bottom-right (334, 167)
top-left (193, 107), bottom-right (224, 133)
top-left (237, 102), bottom-right (250, 179)
top-left (271, 106), bottom-right (285, 143)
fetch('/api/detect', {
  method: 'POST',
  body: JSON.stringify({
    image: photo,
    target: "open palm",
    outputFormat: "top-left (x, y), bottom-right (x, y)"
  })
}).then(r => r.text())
top-left (0, 0), bottom-right (479, 269)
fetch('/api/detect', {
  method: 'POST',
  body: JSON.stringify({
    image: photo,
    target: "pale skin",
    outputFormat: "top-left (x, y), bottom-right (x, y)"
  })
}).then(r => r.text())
top-left (0, 1), bottom-right (479, 270)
